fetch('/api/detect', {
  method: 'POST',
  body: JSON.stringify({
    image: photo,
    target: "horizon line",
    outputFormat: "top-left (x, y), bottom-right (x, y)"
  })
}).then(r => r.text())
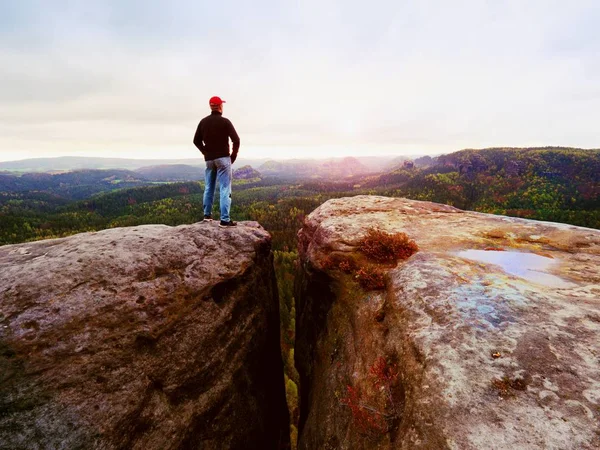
top-left (2, 146), bottom-right (599, 164)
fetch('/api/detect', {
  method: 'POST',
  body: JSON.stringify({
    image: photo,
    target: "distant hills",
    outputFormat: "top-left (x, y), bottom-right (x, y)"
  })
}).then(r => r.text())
top-left (234, 165), bottom-right (262, 180)
top-left (0, 155), bottom-right (403, 175)
top-left (0, 156), bottom-right (270, 172)
top-left (0, 164), bottom-right (263, 200)
top-left (134, 164), bottom-right (204, 181)
top-left (2, 147), bottom-right (598, 200)
top-left (0, 147), bottom-right (598, 245)
top-left (359, 147), bottom-right (600, 229)
top-left (257, 157), bottom-right (372, 179)
top-left (368, 146), bottom-right (599, 186)
top-left (0, 156), bottom-right (199, 172)
top-left (0, 169), bottom-right (149, 200)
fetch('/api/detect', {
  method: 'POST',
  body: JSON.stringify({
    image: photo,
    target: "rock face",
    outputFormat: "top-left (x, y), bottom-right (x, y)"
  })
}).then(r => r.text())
top-left (296, 196), bottom-right (600, 449)
top-left (0, 222), bottom-right (290, 449)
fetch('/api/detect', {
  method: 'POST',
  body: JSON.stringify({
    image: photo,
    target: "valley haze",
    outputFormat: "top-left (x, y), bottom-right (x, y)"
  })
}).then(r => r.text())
top-left (0, 154), bottom-right (412, 173)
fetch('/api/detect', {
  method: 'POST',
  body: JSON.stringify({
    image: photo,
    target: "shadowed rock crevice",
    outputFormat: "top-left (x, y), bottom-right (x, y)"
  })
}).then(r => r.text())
top-left (294, 261), bottom-right (337, 434)
top-left (294, 260), bottom-right (444, 450)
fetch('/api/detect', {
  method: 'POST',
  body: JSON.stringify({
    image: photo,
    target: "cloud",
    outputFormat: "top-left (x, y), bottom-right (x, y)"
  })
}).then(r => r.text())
top-left (0, 0), bottom-right (599, 161)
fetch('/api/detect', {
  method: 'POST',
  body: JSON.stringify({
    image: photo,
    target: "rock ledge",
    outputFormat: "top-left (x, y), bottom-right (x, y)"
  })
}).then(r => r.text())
top-left (296, 196), bottom-right (600, 449)
top-left (0, 221), bottom-right (290, 449)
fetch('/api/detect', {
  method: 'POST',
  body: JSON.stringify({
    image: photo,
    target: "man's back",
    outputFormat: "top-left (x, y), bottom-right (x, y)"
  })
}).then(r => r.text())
top-left (194, 111), bottom-right (240, 162)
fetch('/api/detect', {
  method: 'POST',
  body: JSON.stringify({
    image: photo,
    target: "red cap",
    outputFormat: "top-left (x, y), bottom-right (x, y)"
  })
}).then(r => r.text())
top-left (209, 96), bottom-right (226, 106)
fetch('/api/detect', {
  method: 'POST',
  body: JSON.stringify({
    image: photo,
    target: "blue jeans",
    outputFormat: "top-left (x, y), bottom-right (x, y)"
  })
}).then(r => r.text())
top-left (203, 156), bottom-right (232, 222)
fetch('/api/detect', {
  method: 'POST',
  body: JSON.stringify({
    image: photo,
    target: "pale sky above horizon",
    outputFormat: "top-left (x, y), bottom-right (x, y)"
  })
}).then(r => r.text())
top-left (1, 0), bottom-right (599, 163)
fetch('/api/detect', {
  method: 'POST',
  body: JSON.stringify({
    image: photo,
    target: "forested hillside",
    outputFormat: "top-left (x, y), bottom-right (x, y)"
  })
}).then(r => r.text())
top-left (0, 169), bottom-right (150, 199)
top-left (1, 148), bottom-right (598, 246)
top-left (369, 147), bottom-right (600, 228)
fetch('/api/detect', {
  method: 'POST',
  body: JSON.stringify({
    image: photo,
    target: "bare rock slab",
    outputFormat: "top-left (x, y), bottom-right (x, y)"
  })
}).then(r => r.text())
top-left (0, 222), bottom-right (290, 449)
top-left (296, 196), bottom-right (600, 449)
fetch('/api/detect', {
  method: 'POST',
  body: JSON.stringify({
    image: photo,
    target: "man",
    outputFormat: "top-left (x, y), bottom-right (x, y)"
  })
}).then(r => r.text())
top-left (193, 96), bottom-right (240, 227)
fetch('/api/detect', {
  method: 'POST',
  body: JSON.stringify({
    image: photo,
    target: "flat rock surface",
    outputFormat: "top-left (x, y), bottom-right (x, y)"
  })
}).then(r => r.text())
top-left (0, 221), bottom-right (289, 449)
top-left (296, 195), bottom-right (600, 449)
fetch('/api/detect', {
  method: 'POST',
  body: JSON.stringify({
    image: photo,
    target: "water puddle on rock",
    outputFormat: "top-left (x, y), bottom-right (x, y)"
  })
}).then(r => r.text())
top-left (456, 249), bottom-right (576, 288)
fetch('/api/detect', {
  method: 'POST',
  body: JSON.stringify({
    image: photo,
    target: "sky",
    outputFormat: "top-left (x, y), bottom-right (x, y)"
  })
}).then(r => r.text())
top-left (0, 0), bottom-right (599, 162)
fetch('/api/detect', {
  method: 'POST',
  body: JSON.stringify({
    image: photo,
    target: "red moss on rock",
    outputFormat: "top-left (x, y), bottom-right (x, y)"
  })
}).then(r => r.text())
top-left (358, 229), bottom-right (419, 263)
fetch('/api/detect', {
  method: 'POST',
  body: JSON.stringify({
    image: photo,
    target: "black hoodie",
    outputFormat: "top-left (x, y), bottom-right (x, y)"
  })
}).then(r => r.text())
top-left (193, 111), bottom-right (240, 162)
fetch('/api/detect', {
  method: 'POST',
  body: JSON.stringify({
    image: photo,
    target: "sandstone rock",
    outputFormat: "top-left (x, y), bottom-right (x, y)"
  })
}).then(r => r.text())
top-left (0, 222), bottom-right (290, 449)
top-left (296, 195), bottom-right (600, 449)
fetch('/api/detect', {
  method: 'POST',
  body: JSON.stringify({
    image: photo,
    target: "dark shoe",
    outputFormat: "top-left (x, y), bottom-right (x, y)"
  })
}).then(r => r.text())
top-left (203, 215), bottom-right (213, 221)
top-left (219, 220), bottom-right (237, 227)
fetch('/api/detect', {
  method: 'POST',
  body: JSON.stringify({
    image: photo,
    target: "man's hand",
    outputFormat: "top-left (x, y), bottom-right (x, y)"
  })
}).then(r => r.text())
top-left (230, 154), bottom-right (237, 164)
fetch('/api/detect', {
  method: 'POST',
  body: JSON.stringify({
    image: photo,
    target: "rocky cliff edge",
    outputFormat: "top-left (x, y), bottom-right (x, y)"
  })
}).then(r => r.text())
top-left (0, 222), bottom-right (290, 449)
top-left (296, 195), bottom-right (600, 449)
